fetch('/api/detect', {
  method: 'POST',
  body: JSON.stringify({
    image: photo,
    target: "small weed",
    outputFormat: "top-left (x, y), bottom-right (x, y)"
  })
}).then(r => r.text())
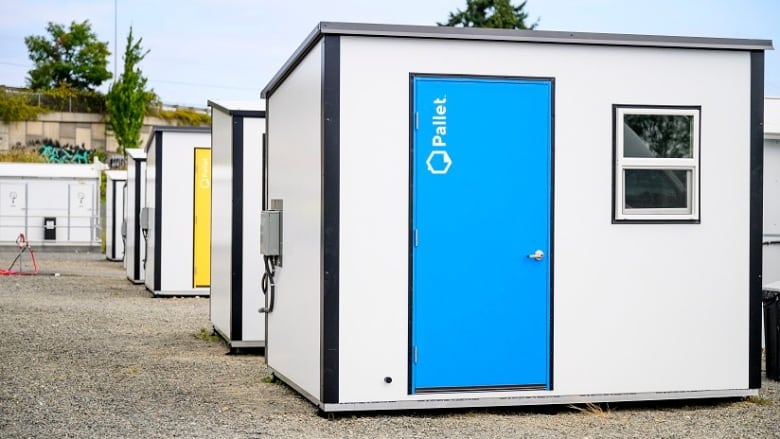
top-left (746, 395), bottom-right (773, 406)
top-left (569, 402), bottom-right (612, 417)
top-left (261, 374), bottom-right (282, 384)
top-left (193, 327), bottom-right (219, 343)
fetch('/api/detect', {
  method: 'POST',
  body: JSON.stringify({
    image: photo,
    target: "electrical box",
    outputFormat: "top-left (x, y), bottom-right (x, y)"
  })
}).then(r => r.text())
top-left (139, 207), bottom-right (150, 231)
top-left (261, 210), bottom-right (281, 256)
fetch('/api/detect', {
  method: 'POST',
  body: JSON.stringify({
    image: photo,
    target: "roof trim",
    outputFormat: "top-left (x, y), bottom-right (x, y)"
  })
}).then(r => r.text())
top-left (207, 100), bottom-right (266, 118)
top-left (261, 21), bottom-right (773, 98)
top-left (143, 125), bottom-right (211, 152)
top-left (126, 148), bottom-right (146, 160)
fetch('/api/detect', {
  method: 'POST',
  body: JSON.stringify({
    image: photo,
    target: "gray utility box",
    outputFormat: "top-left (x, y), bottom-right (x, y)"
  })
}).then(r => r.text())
top-left (260, 210), bottom-right (281, 256)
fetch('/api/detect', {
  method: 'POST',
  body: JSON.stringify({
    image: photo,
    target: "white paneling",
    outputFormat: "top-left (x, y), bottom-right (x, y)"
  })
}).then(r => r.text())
top-left (22, 181), bottom-right (61, 242)
top-left (241, 115), bottom-right (266, 343)
top-left (125, 152), bottom-right (146, 283)
top-left (144, 141), bottom-right (157, 291)
top-left (68, 182), bottom-right (95, 242)
top-left (104, 172), bottom-right (126, 261)
top-left (766, 98), bottom-right (780, 136)
top-left (210, 109), bottom-right (233, 335)
top-left (764, 245), bottom-right (780, 286)
top-left (765, 139), bottom-right (780, 237)
top-left (336, 36), bottom-right (752, 402)
top-left (765, 138), bottom-right (780, 285)
top-left (0, 183), bottom-right (26, 241)
top-left (266, 41), bottom-right (323, 399)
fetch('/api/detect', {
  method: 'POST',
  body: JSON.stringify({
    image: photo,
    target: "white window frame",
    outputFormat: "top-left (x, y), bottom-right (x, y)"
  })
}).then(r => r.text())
top-left (614, 106), bottom-right (700, 222)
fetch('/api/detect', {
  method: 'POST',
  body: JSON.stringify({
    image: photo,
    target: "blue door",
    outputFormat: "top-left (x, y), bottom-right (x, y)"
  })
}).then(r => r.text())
top-left (411, 76), bottom-right (552, 393)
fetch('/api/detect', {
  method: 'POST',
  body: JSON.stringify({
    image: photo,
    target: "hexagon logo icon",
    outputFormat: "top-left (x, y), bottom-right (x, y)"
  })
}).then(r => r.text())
top-left (426, 150), bottom-right (452, 175)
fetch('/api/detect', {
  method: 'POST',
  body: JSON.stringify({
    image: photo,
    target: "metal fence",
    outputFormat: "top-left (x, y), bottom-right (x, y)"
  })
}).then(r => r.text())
top-left (2, 86), bottom-right (106, 114)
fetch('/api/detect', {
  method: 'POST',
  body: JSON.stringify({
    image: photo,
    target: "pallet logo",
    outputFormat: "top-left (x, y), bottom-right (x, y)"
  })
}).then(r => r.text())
top-left (426, 96), bottom-right (452, 175)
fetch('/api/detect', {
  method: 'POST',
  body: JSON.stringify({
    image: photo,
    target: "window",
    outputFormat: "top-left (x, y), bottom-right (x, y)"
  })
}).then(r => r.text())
top-left (614, 106), bottom-right (700, 222)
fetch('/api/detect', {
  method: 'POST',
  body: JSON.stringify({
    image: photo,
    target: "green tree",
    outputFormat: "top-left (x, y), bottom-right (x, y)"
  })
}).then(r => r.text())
top-left (439, 0), bottom-right (538, 29)
top-left (24, 20), bottom-right (112, 91)
top-left (106, 27), bottom-right (154, 154)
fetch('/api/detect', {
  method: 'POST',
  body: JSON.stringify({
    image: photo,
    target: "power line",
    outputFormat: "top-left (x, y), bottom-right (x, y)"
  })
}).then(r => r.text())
top-left (0, 61), bottom-right (30, 68)
top-left (148, 78), bottom-right (258, 91)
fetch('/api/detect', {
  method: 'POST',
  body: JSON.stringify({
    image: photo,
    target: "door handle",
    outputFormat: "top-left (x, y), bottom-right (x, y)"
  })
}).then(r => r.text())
top-left (527, 250), bottom-right (544, 261)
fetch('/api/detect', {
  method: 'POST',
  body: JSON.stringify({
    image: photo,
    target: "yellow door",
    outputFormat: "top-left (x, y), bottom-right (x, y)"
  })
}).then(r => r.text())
top-left (193, 147), bottom-right (211, 287)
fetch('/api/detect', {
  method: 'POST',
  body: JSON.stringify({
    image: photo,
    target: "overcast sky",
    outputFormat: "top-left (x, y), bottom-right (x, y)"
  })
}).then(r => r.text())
top-left (0, 0), bottom-right (777, 108)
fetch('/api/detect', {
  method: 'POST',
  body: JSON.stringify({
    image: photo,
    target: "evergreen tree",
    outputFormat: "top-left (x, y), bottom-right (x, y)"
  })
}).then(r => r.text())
top-left (106, 28), bottom-right (154, 154)
top-left (439, 0), bottom-right (538, 30)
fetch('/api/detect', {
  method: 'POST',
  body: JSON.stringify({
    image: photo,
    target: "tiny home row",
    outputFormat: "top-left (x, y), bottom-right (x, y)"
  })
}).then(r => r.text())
top-left (108, 21), bottom-right (772, 414)
top-left (118, 105), bottom-right (267, 348)
top-left (120, 127), bottom-right (212, 296)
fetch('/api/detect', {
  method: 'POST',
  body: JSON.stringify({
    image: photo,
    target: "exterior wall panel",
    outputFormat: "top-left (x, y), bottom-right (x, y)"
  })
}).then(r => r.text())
top-left (266, 41), bottom-right (324, 399)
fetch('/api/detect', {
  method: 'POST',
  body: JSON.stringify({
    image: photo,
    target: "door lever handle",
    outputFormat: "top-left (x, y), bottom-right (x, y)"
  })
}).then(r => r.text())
top-left (527, 250), bottom-right (544, 261)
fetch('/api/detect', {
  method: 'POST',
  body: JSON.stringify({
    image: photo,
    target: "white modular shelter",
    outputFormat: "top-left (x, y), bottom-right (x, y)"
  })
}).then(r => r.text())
top-left (104, 170), bottom-right (127, 261)
top-left (0, 163), bottom-right (100, 247)
top-left (260, 22), bottom-right (771, 413)
top-left (144, 126), bottom-right (211, 296)
top-left (764, 97), bottom-right (780, 285)
top-left (207, 100), bottom-right (266, 349)
top-left (125, 148), bottom-right (147, 284)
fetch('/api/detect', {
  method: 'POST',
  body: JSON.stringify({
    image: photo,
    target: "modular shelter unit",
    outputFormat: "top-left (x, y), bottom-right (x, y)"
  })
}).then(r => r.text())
top-left (207, 100), bottom-right (266, 349)
top-left (764, 97), bottom-right (780, 285)
top-left (104, 170), bottom-right (127, 261)
top-left (260, 22), bottom-right (771, 412)
top-left (125, 148), bottom-right (147, 284)
top-left (0, 163), bottom-right (101, 247)
top-left (144, 126), bottom-right (211, 296)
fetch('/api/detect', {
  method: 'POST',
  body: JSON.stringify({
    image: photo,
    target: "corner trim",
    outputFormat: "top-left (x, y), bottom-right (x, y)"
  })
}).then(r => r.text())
top-left (153, 130), bottom-right (163, 292)
top-left (749, 50), bottom-right (764, 389)
top-left (231, 116), bottom-right (245, 341)
top-left (110, 179), bottom-right (117, 259)
top-left (321, 35), bottom-right (340, 404)
top-left (133, 158), bottom-right (143, 281)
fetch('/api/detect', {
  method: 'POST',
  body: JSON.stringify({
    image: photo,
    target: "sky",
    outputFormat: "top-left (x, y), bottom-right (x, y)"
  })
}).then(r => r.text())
top-left (0, 0), bottom-right (778, 108)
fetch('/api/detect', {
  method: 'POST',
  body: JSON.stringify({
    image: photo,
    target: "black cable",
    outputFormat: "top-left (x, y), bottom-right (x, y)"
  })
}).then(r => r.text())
top-left (260, 255), bottom-right (276, 313)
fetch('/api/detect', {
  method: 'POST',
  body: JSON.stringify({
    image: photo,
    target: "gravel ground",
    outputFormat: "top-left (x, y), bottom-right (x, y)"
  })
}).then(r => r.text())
top-left (1, 250), bottom-right (779, 438)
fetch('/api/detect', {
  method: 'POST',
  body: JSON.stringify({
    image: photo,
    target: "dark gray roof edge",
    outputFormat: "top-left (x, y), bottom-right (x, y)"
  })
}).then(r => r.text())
top-left (149, 125), bottom-right (211, 133)
top-left (262, 24), bottom-right (322, 98)
top-left (321, 21), bottom-right (773, 49)
top-left (207, 100), bottom-right (266, 118)
top-left (261, 21), bottom-right (773, 98)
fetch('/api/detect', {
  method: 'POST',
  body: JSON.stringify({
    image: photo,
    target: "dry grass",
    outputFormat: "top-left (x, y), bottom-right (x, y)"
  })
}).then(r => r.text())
top-left (0, 149), bottom-right (47, 163)
top-left (569, 402), bottom-right (612, 417)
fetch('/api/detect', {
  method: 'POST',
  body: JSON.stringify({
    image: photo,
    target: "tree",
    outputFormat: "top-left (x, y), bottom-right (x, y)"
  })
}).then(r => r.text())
top-left (24, 20), bottom-right (112, 91)
top-left (439, 0), bottom-right (538, 30)
top-left (106, 27), bottom-right (154, 154)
